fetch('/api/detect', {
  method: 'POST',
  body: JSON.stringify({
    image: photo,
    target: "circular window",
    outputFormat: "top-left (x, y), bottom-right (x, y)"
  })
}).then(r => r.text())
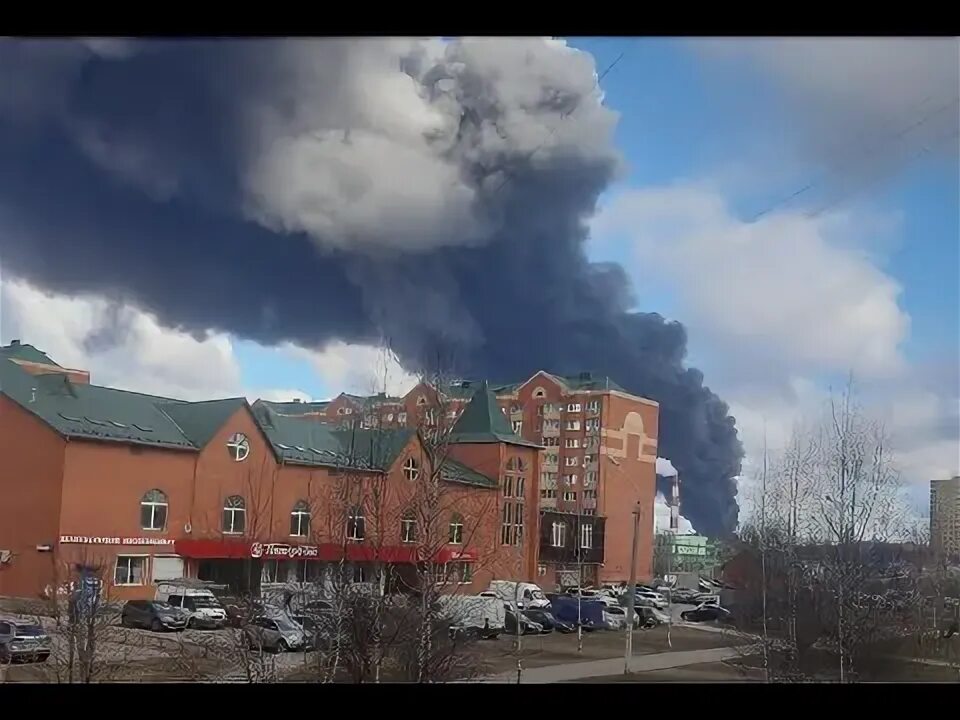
top-left (227, 432), bottom-right (250, 462)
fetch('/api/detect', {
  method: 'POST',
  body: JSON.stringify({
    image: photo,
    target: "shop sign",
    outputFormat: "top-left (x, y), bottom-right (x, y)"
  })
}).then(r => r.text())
top-left (250, 542), bottom-right (319, 559)
top-left (59, 535), bottom-right (176, 546)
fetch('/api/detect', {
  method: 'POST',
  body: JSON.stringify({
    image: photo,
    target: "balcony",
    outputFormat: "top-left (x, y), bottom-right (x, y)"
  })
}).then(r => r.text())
top-left (539, 496), bottom-right (558, 510)
top-left (542, 424), bottom-right (560, 437)
top-left (542, 405), bottom-right (561, 418)
top-left (583, 497), bottom-right (597, 510)
top-left (542, 454), bottom-right (559, 470)
top-left (585, 404), bottom-right (600, 417)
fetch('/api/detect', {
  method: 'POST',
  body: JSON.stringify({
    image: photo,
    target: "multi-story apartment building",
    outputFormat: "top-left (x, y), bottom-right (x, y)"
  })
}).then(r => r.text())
top-left (0, 343), bottom-right (540, 601)
top-left (931, 475), bottom-right (960, 561)
top-left (255, 371), bottom-right (660, 589)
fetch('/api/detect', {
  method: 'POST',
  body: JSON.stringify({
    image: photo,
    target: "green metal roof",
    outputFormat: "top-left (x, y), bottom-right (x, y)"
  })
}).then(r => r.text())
top-left (556, 373), bottom-right (626, 393)
top-left (160, 398), bottom-right (249, 449)
top-left (0, 341), bottom-right (61, 367)
top-left (252, 404), bottom-right (346, 466)
top-left (329, 428), bottom-right (415, 471)
top-left (440, 458), bottom-right (498, 488)
top-left (449, 381), bottom-right (541, 448)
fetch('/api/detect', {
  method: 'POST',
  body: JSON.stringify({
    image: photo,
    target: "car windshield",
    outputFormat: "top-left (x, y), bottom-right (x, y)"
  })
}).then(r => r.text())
top-left (151, 602), bottom-right (175, 611)
top-left (293, 616), bottom-right (316, 630)
top-left (15, 625), bottom-right (45, 636)
top-left (274, 616), bottom-right (301, 632)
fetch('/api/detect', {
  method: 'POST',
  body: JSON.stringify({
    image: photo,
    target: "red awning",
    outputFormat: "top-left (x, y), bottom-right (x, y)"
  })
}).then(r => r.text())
top-left (174, 539), bottom-right (477, 564)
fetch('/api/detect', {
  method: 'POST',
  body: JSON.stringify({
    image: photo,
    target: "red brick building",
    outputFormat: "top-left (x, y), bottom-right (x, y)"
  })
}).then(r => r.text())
top-left (261, 371), bottom-right (660, 589)
top-left (0, 344), bottom-right (541, 602)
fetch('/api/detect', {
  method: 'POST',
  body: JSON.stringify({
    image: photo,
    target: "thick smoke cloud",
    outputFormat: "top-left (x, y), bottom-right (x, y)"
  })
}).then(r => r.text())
top-left (0, 38), bottom-right (743, 535)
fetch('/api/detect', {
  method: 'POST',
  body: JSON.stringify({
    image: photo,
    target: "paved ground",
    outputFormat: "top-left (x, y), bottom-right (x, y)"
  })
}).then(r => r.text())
top-left (480, 645), bottom-right (750, 683)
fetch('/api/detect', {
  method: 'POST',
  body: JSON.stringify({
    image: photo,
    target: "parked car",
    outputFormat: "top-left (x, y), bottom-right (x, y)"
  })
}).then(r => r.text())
top-left (155, 583), bottom-right (228, 629)
top-left (637, 606), bottom-right (672, 628)
top-left (289, 614), bottom-right (333, 650)
top-left (602, 605), bottom-right (630, 630)
top-left (567, 587), bottom-right (621, 607)
top-left (504, 607), bottom-right (543, 635)
top-left (243, 615), bottom-right (309, 653)
top-left (121, 600), bottom-right (189, 632)
top-left (680, 604), bottom-right (734, 624)
top-left (522, 608), bottom-right (576, 634)
top-left (488, 581), bottom-right (551, 609)
top-left (546, 594), bottom-right (602, 631)
top-left (0, 620), bottom-right (51, 663)
top-left (599, 582), bottom-right (627, 597)
top-left (670, 588), bottom-right (701, 604)
top-left (438, 595), bottom-right (505, 640)
top-left (635, 590), bottom-right (668, 610)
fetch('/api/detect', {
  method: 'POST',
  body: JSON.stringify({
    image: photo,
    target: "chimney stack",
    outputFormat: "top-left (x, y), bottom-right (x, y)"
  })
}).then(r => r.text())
top-left (670, 473), bottom-right (680, 533)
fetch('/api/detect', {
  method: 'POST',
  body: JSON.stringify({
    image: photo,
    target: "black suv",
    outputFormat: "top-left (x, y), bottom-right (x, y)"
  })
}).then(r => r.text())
top-left (121, 600), bottom-right (189, 632)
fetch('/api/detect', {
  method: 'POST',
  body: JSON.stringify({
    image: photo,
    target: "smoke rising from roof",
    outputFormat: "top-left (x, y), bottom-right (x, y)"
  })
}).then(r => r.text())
top-left (0, 38), bottom-right (743, 535)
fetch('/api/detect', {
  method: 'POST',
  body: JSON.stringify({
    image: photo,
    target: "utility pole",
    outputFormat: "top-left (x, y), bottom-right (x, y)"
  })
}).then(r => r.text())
top-left (624, 502), bottom-right (641, 675)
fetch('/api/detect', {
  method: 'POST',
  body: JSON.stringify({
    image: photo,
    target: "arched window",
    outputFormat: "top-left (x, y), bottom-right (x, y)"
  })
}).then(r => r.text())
top-left (533, 387), bottom-right (546, 398)
top-left (226, 433), bottom-right (250, 462)
top-left (400, 510), bottom-right (417, 544)
top-left (416, 395), bottom-right (427, 406)
top-left (403, 457), bottom-right (420, 481)
top-left (449, 513), bottom-right (464, 545)
top-left (140, 489), bottom-right (168, 531)
top-left (290, 500), bottom-right (311, 538)
top-left (222, 495), bottom-right (246, 534)
top-left (347, 506), bottom-right (365, 541)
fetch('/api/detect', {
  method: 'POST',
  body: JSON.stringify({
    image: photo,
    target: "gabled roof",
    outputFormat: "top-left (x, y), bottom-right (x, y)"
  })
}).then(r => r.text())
top-left (329, 428), bottom-right (415, 471)
top-left (0, 341), bottom-right (61, 367)
top-left (159, 398), bottom-right (249, 449)
top-left (449, 381), bottom-right (541, 448)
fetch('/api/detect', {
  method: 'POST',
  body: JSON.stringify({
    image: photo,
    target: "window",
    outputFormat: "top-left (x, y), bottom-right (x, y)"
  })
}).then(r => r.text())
top-left (337, 407), bottom-right (345, 415)
top-left (222, 495), bottom-right (246, 534)
top-left (567, 403), bottom-right (581, 413)
top-left (540, 471), bottom-right (558, 484)
top-left (398, 412), bottom-right (407, 424)
top-left (585, 436), bottom-right (600, 449)
top-left (586, 400), bottom-right (600, 413)
top-left (585, 418), bottom-right (600, 431)
top-left (540, 489), bottom-right (557, 499)
top-left (583, 454), bottom-right (595, 465)
top-left (347, 506), bottom-right (365, 541)
top-left (512, 420), bottom-right (523, 434)
top-left (543, 436), bottom-right (559, 447)
top-left (425, 408), bottom-right (436, 426)
top-left (565, 419), bottom-right (581, 431)
top-left (510, 404), bottom-right (522, 414)
top-left (515, 477), bottom-right (525, 498)
top-left (544, 419), bottom-right (560, 431)
top-left (533, 387), bottom-right (546, 399)
top-left (352, 565), bottom-right (366, 584)
top-left (565, 438), bottom-right (580, 448)
top-left (503, 476), bottom-right (513, 498)
top-left (403, 457), bottom-right (421, 481)
top-left (115, 556), bottom-right (146, 586)
top-left (565, 456), bottom-right (579, 467)
top-left (544, 452), bottom-right (558, 465)
top-left (500, 501), bottom-right (524, 547)
top-left (456, 562), bottom-right (474, 584)
top-left (417, 395), bottom-right (427, 406)
top-left (343, 408), bottom-right (353, 415)
top-left (563, 491), bottom-right (578, 502)
top-left (290, 500), bottom-right (311, 537)
top-left (401, 511), bottom-right (417, 544)
top-left (583, 509), bottom-right (596, 516)
top-left (449, 513), bottom-right (464, 544)
top-left (226, 432), bottom-right (250, 462)
top-left (543, 403), bottom-right (557, 414)
top-left (386, 413), bottom-right (394, 422)
top-left (551, 522), bottom-right (566, 547)
top-left (584, 489), bottom-right (598, 500)
top-left (580, 523), bottom-right (594, 549)
top-left (564, 473), bottom-right (578, 485)
top-left (140, 489), bottom-right (168, 531)
top-left (506, 457), bottom-right (526, 472)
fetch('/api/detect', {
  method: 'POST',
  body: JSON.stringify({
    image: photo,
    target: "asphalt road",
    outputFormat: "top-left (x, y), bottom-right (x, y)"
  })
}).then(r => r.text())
top-left (479, 645), bottom-right (749, 683)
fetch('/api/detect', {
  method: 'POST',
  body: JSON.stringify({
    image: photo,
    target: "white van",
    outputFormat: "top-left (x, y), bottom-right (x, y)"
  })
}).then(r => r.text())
top-left (155, 581), bottom-right (227, 629)
top-left (437, 595), bottom-right (505, 639)
top-left (487, 581), bottom-right (550, 609)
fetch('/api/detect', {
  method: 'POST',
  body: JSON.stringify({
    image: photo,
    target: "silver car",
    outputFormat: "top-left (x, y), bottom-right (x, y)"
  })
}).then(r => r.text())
top-left (243, 615), bottom-right (308, 653)
top-left (0, 619), bottom-right (52, 663)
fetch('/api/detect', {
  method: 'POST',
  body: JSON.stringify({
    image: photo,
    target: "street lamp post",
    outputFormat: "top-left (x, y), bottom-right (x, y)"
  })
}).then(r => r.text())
top-left (624, 502), bottom-right (641, 675)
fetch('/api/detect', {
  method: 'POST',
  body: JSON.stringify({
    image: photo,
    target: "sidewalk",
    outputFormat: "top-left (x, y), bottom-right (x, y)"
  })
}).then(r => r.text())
top-left (478, 645), bottom-right (750, 684)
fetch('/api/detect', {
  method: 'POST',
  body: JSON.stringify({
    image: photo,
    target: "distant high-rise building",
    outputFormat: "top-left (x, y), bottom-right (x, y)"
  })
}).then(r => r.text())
top-left (930, 476), bottom-right (960, 560)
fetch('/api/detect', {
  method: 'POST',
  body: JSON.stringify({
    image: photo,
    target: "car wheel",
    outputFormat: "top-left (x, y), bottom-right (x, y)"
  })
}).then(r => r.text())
top-left (188, 618), bottom-right (198, 630)
top-left (151, 619), bottom-right (162, 632)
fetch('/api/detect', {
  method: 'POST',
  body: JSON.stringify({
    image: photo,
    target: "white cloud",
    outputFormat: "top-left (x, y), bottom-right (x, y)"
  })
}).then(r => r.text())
top-left (0, 276), bottom-right (312, 404)
top-left (284, 340), bottom-right (420, 398)
top-left (595, 185), bottom-right (910, 384)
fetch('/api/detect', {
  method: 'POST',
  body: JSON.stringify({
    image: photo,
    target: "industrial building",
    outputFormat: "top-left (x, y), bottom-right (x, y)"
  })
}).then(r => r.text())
top-left (931, 475), bottom-right (960, 561)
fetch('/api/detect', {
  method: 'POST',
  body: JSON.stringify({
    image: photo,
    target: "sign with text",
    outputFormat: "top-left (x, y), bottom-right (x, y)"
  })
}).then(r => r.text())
top-left (250, 542), bottom-right (319, 559)
top-left (59, 535), bottom-right (176, 546)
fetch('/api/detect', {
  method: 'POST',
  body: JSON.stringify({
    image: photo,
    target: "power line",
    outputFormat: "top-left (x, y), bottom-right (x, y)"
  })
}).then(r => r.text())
top-left (491, 43), bottom-right (631, 197)
top-left (748, 94), bottom-right (960, 223)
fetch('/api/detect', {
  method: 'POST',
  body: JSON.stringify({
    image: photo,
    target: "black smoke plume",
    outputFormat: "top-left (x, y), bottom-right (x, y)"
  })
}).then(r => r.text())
top-left (0, 38), bottom-right (742, 535)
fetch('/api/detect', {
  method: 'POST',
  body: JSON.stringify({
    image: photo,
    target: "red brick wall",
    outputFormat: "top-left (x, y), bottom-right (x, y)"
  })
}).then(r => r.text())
top-left (0, 396), bottom-right (67, 599)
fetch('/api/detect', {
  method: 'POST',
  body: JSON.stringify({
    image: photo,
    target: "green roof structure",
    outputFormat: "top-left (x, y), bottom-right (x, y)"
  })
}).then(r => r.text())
top-left (440, 458), bottom-right (498, 488)
top-left (254, 399), bottom-right (330, 417)
top-left (160, 398), bottom-right (249, 449)
top-left (0, 340), bottom-right (61, 367)
top-left (449, 381), bottom-right (541, 448)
